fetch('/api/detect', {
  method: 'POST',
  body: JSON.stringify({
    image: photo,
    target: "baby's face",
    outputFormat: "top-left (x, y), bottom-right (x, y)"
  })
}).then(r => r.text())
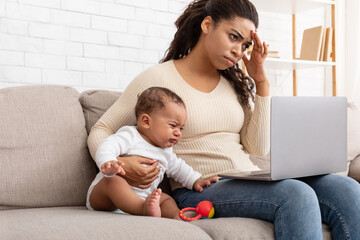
top-left (147, 101), bottom-right (186, 148)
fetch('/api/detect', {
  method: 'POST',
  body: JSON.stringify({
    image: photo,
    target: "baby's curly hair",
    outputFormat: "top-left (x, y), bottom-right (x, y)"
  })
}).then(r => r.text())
top-left (135, 87), bottom-right (186, 119)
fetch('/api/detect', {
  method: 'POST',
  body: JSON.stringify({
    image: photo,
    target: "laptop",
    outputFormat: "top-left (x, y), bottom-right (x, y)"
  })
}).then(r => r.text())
top-left (218, 96), bottom-right (347, 181)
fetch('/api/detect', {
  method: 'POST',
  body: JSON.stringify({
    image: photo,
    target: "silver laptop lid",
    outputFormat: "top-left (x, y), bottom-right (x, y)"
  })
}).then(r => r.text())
top-left (270, 97), bottom-right (347, 180)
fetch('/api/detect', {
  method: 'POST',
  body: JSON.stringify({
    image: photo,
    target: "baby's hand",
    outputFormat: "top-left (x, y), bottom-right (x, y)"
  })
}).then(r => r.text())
top-left (193, 177), bottom-right (219, 192)
top-left (101, 160), bottom-right (125, 176)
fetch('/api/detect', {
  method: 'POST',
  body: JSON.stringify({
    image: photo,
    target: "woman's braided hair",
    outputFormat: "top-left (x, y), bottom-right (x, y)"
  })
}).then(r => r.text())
top-left (160, 0), bottom-right (259, 109)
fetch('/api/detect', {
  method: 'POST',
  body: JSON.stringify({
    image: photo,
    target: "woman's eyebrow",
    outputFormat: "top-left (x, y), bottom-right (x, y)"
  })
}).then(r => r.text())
top-left (231, 28), bottom-right (253, 45)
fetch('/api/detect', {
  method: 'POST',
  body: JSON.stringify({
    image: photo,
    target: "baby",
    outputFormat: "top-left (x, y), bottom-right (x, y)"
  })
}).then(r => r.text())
top-left (86, 87), bottom-right (218, 219)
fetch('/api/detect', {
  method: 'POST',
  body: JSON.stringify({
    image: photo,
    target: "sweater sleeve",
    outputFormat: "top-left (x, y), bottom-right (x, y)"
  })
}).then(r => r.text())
top-left (240, 94), bottom-right (271, 157)
top-left (165, 152), bottom-right (202, 190)
top-left (87, 66), bottom-right (164, 160)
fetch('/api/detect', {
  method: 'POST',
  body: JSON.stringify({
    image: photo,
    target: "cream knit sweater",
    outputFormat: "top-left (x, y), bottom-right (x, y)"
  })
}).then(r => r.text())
top-left (88, 60), bottom-right (270, 189)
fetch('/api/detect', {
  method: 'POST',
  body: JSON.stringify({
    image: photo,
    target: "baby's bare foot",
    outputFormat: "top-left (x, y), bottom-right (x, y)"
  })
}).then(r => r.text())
top-left (143, 189), bottom-right (162, 217)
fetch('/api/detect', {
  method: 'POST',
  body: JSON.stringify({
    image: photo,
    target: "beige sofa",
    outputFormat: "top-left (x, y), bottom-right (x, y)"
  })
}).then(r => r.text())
top-left (1, 85), bottom-right (360, 240)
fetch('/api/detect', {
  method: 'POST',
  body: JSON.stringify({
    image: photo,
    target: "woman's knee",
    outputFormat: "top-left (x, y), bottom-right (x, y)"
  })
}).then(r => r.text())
top-left (277, 179), bottom-right (319, 209)
top-left (275, 180), bottom-right (322, 225)
top-left (274, 180), bottom-right (323, 239)
top-left (325, 174), bottom-right (359, 192)
top-left (305, 174), bottom-right (360, 202)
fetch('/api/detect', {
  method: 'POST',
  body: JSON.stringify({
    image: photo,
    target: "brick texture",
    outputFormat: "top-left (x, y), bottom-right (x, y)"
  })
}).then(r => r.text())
top-left (0, 0), bottom-right (327, 95)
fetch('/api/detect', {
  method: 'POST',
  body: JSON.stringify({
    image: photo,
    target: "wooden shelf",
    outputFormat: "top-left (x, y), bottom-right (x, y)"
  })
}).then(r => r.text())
top-left (251, 0), bottom-right (334, 14)
top-left (264, 58), bottom-right (335, 70)
top-left (250, 0), bottom-right (337, 96)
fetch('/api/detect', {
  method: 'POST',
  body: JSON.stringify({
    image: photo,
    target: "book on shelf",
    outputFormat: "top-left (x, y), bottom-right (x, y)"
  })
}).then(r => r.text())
top-left (267, 51), bottom-right (280, 58)
top-left (299, 26), bottom-right (324, 61)
top-left (319, 29), bottom-right (326, 61)
top-left (246, 45), bottom-right (280, 58)
top-left (299, 26), bottom-right (333, 62)
top-left (323, 27), bottom-right (333, 61)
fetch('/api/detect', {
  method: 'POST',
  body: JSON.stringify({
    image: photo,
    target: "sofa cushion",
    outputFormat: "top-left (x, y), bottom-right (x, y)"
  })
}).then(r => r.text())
top-left (0, 206), bottom-right (332, 240)
top-left (0, 207), bottom-right (212, 240)
top-left (342, 101), bottom-right (360, 177)
top-left (79, 89), bottom-right (121, 135)
top-left (192, 217), bottom-right (332, 240)
top-left (193, 217), bottom-right (275, 239)
top-left (349, 155), bottom-right (360, 182)
top-left (0, 85), bottom-right (97, 209)
top-left (347, 102), bottom-right (360, 161)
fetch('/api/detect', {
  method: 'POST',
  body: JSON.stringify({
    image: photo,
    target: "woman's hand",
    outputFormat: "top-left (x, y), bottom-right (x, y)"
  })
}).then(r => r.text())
top-left (117, 156), bottom-right (160, 189)
top-left (242, 31), bottom-right (269, 96)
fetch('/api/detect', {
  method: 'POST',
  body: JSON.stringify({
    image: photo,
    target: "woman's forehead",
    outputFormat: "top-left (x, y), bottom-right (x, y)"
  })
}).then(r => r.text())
top-left (218, 17), bottom-right (255, 40)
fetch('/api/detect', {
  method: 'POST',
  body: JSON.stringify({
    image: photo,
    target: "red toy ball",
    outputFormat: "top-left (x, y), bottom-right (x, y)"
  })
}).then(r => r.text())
top-left (179, 200), bottom-right (214, 221)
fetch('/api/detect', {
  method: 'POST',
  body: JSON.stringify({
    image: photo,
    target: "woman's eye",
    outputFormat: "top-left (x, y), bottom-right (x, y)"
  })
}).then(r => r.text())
top-left (230, 34), bottom-right (238, 41)
top-left (242, 44), bottom-right (249, 51)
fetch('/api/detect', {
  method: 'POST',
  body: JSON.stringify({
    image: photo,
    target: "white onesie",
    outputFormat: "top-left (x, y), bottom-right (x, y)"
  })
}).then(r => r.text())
top-left (86, 126), bottom-right (201, 210)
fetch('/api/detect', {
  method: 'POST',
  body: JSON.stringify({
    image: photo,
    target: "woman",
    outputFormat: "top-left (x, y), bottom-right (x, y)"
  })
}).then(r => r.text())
top-left (88, 0), bottom-right (360, 239)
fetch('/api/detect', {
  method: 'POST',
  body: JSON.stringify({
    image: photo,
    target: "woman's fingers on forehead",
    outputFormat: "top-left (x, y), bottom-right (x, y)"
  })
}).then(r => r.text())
top-left (263, 41), bottom-right (268, 55)
top-left (253, 32), bottom-right (262, 47)
top-left (251, 31), bottom-right (267, 54)
top-left (250, 30), bottom-right (255, 43)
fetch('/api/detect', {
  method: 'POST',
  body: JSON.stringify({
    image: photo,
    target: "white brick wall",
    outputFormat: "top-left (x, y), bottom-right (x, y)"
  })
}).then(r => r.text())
top-left (0, 0), bottom-right (334, 95)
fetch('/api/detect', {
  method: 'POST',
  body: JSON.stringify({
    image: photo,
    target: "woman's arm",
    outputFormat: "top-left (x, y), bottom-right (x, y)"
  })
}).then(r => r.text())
top-left (240, 95), bottom-right (270, 157)
top-left (240, 31), bottom-right (271, 157)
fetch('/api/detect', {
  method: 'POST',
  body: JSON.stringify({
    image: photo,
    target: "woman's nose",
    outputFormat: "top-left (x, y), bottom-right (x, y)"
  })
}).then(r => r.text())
top-left (231, 45), bottom-right (243, 58)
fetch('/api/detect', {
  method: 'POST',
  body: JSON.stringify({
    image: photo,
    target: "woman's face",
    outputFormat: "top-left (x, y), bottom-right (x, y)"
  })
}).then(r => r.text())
top-left (202, 16), bottom-right (256, 70)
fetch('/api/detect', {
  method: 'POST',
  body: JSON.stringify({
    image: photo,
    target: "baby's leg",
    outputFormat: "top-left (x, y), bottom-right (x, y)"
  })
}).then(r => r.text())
top-left (90, 176), bottom-right (147, 215)
top-left (159, 193), bottom-right (181, 220)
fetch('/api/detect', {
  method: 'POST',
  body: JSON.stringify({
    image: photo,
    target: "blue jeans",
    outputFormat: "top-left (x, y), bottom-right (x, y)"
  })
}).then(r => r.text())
top-left (172, 174), bottom-right (360, 240)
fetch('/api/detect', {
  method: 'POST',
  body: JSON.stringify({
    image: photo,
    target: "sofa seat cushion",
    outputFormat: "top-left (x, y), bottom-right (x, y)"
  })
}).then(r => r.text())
top-left (0, 207), bottom-right (211, 240)
top-left (0, 206), bottom-right (332, 240)
top-left (192, 218), bottom-right (332, 240)
top-left (0, 85), bottom-right (97, 209)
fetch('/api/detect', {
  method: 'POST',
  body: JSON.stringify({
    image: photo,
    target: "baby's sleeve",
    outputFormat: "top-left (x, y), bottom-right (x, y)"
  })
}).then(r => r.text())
top-left (166, 152), bottom-right (201, 190)
top-left (95, 126), bottom-right (136, 170)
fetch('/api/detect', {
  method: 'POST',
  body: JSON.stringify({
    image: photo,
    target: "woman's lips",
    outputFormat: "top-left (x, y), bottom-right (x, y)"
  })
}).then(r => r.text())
top-left (224, 56), bottom-right (235, 66)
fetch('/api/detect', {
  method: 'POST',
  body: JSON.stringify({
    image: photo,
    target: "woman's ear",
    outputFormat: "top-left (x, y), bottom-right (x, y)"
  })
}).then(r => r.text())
top-left (201, 16), bottom-right (213, 34)
top-left (140, 114), bottom-right (151, 129)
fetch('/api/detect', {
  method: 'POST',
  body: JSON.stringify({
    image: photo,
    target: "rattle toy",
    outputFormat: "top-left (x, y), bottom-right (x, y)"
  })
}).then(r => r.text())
top-left (179, 200), bottom-right (214, 221)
